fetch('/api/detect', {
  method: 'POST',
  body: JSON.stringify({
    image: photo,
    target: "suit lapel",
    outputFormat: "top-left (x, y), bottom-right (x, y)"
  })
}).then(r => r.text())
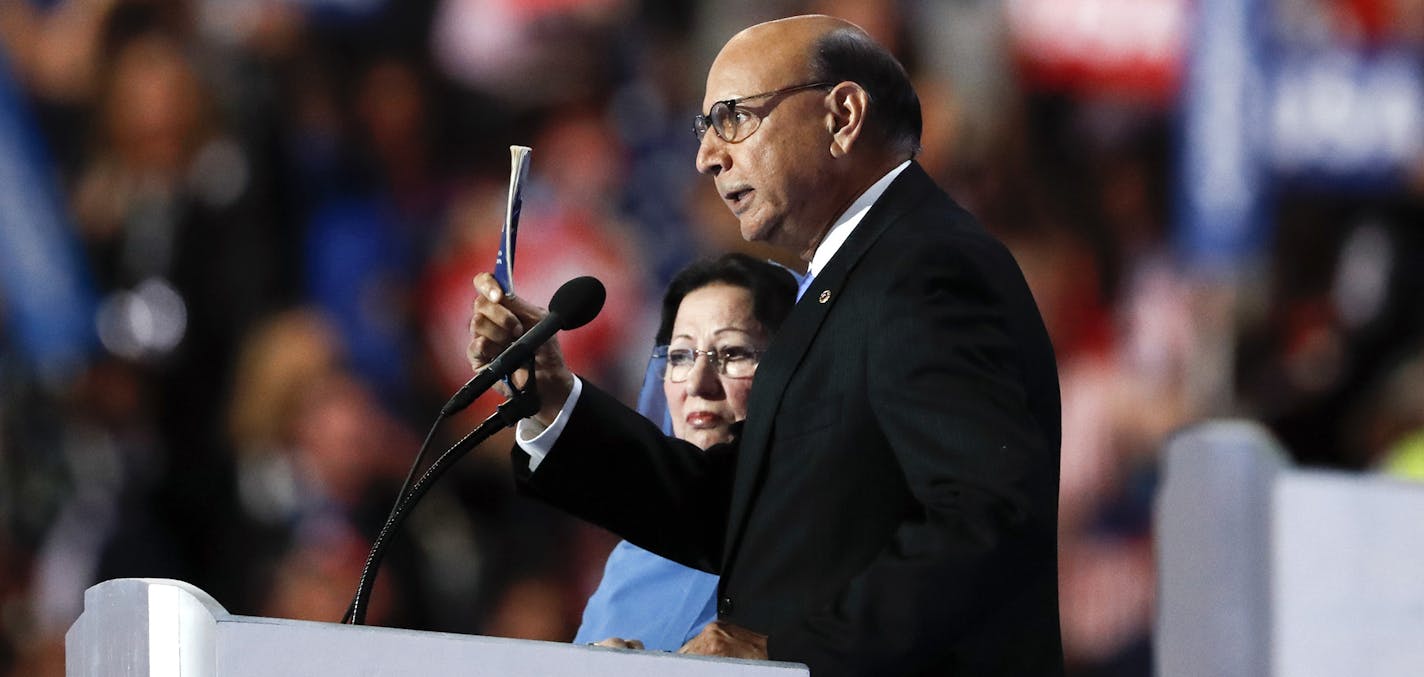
top-left (720, 163), bottom-right (938, 572)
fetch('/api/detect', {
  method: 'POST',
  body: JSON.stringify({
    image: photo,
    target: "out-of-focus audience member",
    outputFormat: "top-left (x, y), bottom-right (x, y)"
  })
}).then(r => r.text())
top-left (1349, 346), bottom-right (1424, 482)
top-left (226, 309), bottom-right (434, 625)
top-left (61, 7), bottom-right (292, 620)
top-left (300, 48), bottom-right (458, 407)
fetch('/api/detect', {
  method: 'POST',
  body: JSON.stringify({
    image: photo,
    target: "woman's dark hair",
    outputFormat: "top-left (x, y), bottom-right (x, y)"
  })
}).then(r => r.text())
top-left (810, 27), bottom-right (922, 158)
top-left (655, 253), bottom-right (799, 346)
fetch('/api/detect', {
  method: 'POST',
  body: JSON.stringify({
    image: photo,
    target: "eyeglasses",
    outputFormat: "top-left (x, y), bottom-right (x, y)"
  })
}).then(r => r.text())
top-left (654, 345), bottom-right (763, 382)
top-left (693, 81), bottom-right (834, 143)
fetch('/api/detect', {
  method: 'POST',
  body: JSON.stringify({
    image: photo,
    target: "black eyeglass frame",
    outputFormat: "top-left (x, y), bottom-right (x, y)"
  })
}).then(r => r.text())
top-left (693, 81), bottom-right (835, 143)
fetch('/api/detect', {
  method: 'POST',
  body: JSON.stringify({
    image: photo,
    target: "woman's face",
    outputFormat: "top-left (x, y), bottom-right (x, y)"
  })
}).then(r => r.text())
top-left (664, 284), bottom-right (769, 450)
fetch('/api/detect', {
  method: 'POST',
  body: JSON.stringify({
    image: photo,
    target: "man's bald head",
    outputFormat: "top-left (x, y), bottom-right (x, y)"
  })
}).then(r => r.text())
top-left (719, 16), bottom-right (921, 160)
top-left (718, 15), bottom-right (847, 75)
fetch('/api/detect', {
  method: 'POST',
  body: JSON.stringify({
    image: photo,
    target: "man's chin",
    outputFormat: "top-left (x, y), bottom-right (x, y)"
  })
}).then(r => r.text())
top-left (737, 215), bottom-right (778, 244)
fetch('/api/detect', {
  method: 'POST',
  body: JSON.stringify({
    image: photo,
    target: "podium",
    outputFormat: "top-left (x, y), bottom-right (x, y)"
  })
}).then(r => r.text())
top-left (1155, 421), bottom-right (1424, 677)
top-left (66, 578), bottom-right (809, 676)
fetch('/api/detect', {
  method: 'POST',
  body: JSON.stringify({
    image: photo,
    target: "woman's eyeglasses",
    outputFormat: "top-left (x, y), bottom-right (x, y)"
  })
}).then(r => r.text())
top-left (654, 345), bottom-right (763, 382)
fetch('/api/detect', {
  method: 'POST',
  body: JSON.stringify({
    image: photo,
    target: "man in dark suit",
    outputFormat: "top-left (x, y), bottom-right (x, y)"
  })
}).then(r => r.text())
top-left (467, 15), bottom-right (1062, 676)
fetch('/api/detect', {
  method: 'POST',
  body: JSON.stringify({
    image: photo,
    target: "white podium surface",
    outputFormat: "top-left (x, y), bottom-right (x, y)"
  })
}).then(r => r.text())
top-left (67, 578), bottom-right (809, 677)
top-left (1156, 421), bottom-right (1424, 677)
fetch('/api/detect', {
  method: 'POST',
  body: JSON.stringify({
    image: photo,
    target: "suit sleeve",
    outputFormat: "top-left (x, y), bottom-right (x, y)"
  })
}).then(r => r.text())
top-left (513, 382), bottom-right (737, 573)
top-left (769, 234), bottom-right (1060, 675)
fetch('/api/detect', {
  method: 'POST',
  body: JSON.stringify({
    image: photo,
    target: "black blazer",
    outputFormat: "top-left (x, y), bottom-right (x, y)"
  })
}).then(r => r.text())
top-left (518, 163), bottom-right (1063, 676)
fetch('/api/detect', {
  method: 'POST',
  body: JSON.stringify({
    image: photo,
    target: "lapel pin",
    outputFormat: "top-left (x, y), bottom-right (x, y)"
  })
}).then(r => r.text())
top-left (818, 289), bottom-right (831, 304)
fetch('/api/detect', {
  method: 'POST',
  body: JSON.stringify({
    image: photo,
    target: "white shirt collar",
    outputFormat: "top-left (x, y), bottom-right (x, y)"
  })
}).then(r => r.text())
top-left (805, 160), bottom-right (912, 280)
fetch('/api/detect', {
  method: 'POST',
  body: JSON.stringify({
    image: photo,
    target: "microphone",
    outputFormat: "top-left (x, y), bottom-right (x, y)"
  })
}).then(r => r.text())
top-left (441, 276), bottom-right (606, 416)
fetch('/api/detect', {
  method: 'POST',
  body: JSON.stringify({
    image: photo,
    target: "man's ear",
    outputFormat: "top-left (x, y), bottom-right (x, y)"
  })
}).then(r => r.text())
top-left (826, 82), bottom-right (869, 158)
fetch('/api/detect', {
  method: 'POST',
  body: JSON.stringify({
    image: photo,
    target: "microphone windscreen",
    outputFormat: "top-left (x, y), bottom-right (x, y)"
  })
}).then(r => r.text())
top-left (548, 276), bottom-right (606, 330)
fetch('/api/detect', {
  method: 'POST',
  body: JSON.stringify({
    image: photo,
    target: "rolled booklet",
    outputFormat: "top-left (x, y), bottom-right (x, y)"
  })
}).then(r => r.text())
top-left (494, 145), bottom-right (532, 293)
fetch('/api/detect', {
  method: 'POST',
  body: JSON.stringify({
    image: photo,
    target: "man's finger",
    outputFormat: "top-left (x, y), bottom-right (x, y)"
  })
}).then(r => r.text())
top-left (471, 271), bottom-right (550, 331)
top-left (472, 272), bottom-right (504, 302)
top-left (501, 292), bottom-right (549, 328)
top-left (675, 621), bottom-right (766, 659)
top-left (677, 627), bottom-right (714, 654)
top-left (469, 313), bottom-right (519, 349)
top-left (592, 637), bottom-right (645, 650)
top-left (467, 331), bottom-right (517, 370)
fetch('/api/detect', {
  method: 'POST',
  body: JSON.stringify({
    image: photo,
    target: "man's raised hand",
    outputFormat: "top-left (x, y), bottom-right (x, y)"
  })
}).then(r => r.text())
top-left (467, 272), bottom-right (574, 425)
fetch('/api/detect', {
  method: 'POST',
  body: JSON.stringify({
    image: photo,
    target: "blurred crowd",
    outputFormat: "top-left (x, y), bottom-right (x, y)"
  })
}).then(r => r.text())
top-left (0, 0), bottom-right (1421, 676)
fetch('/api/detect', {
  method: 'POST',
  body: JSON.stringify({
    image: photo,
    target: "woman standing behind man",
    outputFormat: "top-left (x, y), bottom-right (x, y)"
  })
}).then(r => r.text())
top-left (574, 253), bottom-right (797, 650)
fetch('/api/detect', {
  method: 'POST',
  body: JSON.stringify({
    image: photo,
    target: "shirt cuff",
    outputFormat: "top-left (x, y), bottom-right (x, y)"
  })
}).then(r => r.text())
top-left (515, 376), bottom-right (583, 472)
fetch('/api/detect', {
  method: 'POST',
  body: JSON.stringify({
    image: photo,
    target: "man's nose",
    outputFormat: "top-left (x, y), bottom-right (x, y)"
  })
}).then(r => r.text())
top-left (695, 132), bottom-right (729, 177)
